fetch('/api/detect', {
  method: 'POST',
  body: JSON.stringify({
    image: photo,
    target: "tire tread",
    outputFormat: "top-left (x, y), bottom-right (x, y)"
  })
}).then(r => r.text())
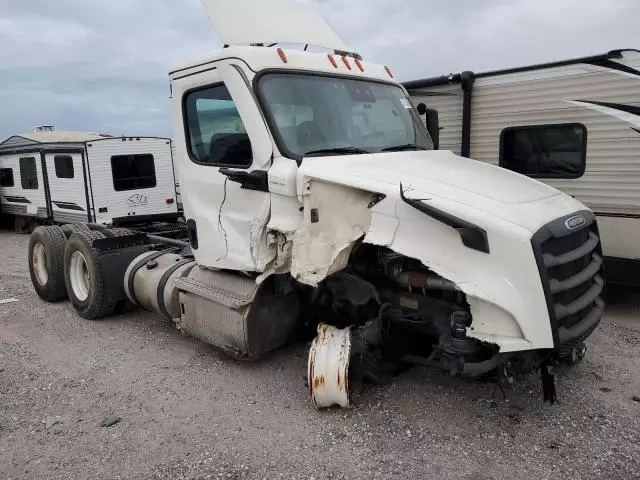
top-left (64, 229), bottom-right (115, 319)
top-left (28, 225), bottom-right (68, 301)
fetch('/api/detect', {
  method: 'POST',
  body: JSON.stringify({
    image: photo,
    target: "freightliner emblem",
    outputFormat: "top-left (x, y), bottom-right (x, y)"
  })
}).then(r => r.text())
top-left (565, 215), bottom-right (586, 230)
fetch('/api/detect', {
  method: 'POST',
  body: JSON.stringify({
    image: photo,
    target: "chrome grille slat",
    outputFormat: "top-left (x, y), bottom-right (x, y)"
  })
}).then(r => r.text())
top-left (542, 232), bottom-right (599, 268)
top-left (558, 298), bottom-right (605, 344)
top-left (554, 276), bottom-right (604, 320)
top-left (549, 254), bottom-right (603, 294)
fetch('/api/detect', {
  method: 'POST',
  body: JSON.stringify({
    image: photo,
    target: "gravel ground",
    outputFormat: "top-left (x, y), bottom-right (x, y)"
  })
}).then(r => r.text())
top-left (1, 228), bottom-right (639, 480)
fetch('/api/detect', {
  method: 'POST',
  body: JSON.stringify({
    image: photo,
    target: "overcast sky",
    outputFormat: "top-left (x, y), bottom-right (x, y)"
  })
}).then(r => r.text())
top-left (0, 0), bottom-right (637, 139)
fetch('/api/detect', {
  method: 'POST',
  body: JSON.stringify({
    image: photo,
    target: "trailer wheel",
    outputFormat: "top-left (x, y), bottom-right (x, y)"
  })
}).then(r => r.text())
top-left (28, 225), bottom-right (68, 302)
top-left (63, 229), bottom-right (116, 319)
top-left (61, 223), bottom-right (90, 238)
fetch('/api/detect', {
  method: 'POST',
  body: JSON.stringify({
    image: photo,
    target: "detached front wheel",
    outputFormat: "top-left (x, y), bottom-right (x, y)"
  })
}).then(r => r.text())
top-left (63, 230), bottom-right (115, 319)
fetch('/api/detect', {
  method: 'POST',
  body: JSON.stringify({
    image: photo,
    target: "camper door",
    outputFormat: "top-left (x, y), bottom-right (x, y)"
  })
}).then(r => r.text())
top-left (45, 151), bottom-right (90, 223)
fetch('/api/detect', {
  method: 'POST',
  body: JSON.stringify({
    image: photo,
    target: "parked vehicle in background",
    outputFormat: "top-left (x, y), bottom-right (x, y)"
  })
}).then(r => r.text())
top-left (403, 49), bottom-right (640, 286)
top-left (0, 127), bottom-right (179, 232)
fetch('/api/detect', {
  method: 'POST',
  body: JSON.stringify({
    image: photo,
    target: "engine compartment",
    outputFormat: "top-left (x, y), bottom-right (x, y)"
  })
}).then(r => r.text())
top-left (302, 244), bottom-right (500, 390)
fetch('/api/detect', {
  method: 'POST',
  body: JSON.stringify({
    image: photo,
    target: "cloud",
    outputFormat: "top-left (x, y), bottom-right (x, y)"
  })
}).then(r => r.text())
top-left (0, 0), bottom-right (637, 140)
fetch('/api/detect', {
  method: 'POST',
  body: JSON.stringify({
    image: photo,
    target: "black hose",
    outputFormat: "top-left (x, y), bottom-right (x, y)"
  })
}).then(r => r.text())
top-left (86, 223), bottom-right (189, 247)
top-left (146, 234), bottom-right (189, 248)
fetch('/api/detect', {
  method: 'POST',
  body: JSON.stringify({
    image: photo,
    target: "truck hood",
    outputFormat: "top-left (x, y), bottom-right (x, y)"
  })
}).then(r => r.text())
top-left (297, 149), bottom-right (580, 232)
top-left (300, 149), bottom-right (558, 204)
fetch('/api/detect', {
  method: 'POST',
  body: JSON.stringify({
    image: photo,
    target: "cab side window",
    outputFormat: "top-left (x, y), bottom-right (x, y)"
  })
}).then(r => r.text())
top-left (184, 84), bottom-right (252, 167)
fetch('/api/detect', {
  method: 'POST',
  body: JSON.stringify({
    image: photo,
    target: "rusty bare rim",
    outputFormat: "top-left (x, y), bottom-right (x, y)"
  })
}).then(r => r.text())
top-left (308, 323), bottom-right (352, 409)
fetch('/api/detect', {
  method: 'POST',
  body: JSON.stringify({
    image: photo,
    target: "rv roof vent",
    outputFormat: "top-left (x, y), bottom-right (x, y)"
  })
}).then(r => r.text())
top-left (31, 125), bottom-right (56, 133)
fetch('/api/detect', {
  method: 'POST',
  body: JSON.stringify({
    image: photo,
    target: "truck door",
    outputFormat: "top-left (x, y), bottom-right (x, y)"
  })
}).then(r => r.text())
top-left (45, 152), bottom-right (90, 223)
top-left (175, 63), bottom-right (274, 271)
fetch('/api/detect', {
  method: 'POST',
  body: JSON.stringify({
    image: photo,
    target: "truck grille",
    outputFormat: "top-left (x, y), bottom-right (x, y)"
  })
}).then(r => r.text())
top-left (531, 211), bottom-right (605, 357)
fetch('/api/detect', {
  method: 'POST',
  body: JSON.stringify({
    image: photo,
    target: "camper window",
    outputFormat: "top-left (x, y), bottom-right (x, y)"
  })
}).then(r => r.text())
top-left (500, 124), bottom-right (586, 179)
top-left (54, 155), bottom-right (74, 179)
top-left (111, 154), bottom-right (157, 191)
top-left (0, 168), bottom-right (13, 187)
top-left (183, 84), bottom-right (252, 167)
top-left (19, 157), bottom-right (38, 189)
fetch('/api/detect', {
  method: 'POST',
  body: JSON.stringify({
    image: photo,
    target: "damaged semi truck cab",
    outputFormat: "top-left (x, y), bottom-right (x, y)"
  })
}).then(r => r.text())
top-left (29, 0), bottom-right (604, 409)
top-left (167, 5), bottom-right (604, 406)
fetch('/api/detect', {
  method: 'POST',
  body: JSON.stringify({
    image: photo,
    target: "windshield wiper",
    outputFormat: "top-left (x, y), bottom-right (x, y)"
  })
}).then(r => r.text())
top-left (381, 144), bottom-right (427, 152)
top-left (304, 147), bottom-right (370, 156)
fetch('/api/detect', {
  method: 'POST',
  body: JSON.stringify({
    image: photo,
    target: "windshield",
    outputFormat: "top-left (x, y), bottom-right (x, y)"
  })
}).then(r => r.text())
top-left (257, 73), bottom-right (433, 157)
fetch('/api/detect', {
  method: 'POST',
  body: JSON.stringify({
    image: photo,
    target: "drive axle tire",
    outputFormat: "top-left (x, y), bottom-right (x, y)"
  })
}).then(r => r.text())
top-left (28, 225), bottom-right (68, 302)
top-left (61, 223), bottom-right (90, 238)
top-left (63, 229), bottom-right (116, 319)
top-left (101, 228), bottom-right (134, 238)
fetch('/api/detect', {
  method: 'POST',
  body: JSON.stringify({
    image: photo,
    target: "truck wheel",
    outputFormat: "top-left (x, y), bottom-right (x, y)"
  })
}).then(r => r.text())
top-left (15, 216), bottom-right (34, 234)
top-left (102, 228), bottom-right (134, 238)
top-left (63, 229), bottom-right (116, 319)
top-left (28, 225), bottom-right (68, 302)
top-left (61, 223), bottom-right (89, 238)
top-left (308, 323), bottom-right (352, 409)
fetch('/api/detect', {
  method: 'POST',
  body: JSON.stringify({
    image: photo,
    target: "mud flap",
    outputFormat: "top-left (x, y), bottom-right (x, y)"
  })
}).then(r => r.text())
top-left (541, 361), bottom-right (557, 404)
top-left (308, 323), bottom-right (352, 409)
top-left (93, 234), bottom-right (150, 302)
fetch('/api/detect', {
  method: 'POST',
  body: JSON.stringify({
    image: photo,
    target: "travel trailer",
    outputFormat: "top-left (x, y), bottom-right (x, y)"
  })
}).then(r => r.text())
top-left (403, 49), bottom-right (640, 286)
top-left (27, 0), bottom-right (604, 408)
top-left (0, 129), bottom-right (179, 231)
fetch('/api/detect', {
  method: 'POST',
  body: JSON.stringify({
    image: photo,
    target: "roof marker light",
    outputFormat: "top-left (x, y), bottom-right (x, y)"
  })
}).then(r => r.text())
top-left (354, 58), bottom-right (364, 72)
top-left (277, 47), bottom-right (288, 63)
top-left (327, 54), bottom-right (338, 68)
top-left (341, 56), bottom-right (351, 70)
top-left (384, 65), bottom-right (394, 78)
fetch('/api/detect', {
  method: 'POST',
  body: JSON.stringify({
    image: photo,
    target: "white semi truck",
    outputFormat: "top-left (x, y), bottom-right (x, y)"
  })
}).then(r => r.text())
top-left (27, 0), bottom-right (604, 408)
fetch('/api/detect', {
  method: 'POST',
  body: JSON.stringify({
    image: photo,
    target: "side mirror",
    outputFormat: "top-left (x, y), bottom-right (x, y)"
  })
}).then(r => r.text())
top-left (425, 108), bottom-right (440, 150)
top-left (416, 102), bottom-right (427, 116)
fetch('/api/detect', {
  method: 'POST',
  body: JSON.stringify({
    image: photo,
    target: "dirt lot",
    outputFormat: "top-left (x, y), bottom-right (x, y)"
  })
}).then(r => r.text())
top-left (1, 229), bottom-right (639, 480)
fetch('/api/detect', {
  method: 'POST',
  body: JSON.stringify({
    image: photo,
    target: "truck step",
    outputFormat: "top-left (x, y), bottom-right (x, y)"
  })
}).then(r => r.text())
top-left (174, 268), bottom-right (257, 309)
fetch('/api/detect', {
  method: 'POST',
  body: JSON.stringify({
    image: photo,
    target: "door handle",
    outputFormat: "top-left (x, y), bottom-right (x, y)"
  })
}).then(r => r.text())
top-left (218, 168), bottom-right (269, 192)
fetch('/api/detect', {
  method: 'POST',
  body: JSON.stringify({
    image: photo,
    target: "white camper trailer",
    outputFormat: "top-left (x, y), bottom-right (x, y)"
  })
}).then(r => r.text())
top-left (403, 49), bottom-right (640, 285)
top-left (0, 130), bottom-right (179, 230)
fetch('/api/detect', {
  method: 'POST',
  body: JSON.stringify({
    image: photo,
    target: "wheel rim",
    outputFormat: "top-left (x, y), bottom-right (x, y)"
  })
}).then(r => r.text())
top-left (32, 242), bottom-right (48, 286)
top-left (69, 251), bottom-right (90, 301)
